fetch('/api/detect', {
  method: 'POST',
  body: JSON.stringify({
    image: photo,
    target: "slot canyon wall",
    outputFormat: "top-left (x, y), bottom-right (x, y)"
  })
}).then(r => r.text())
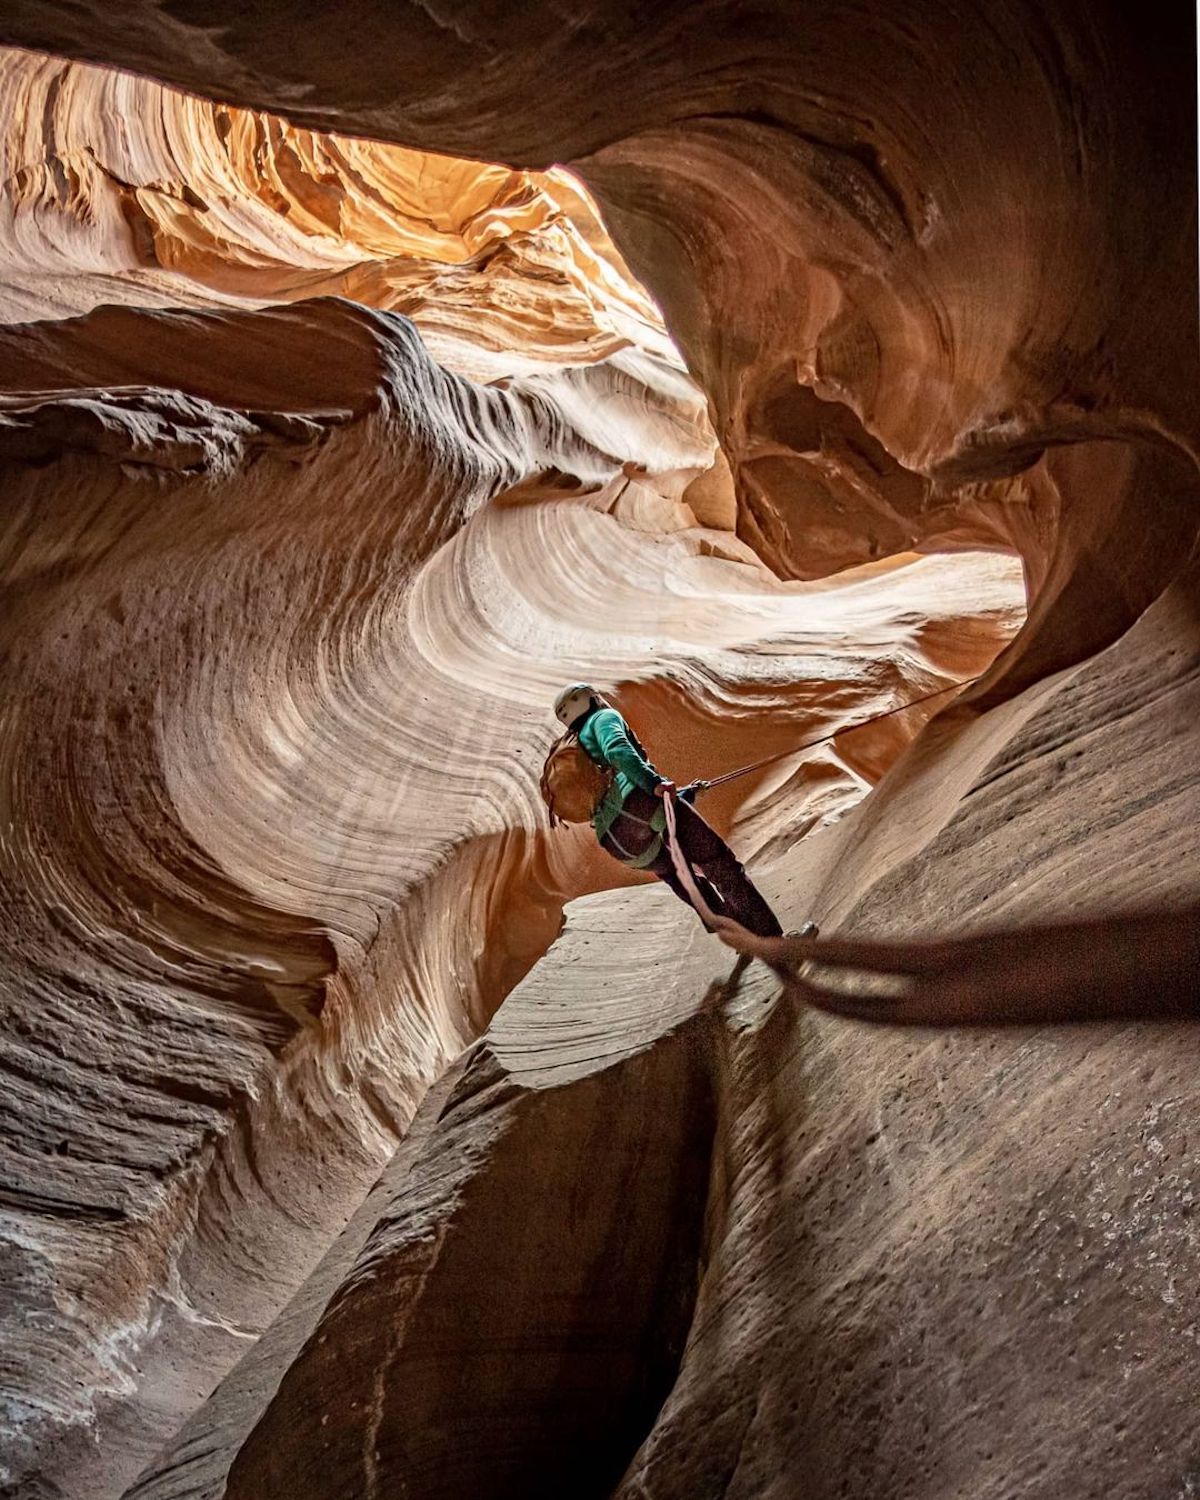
top-left (0, 3), bottom-right (1195, 1498)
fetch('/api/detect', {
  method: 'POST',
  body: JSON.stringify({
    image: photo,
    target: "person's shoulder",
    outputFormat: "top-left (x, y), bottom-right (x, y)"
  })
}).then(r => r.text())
top-left (588, 706), bottom-right (626, 734)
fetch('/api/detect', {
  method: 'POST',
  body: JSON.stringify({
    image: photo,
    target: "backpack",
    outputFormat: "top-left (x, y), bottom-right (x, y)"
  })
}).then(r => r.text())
top-left (540, 730), bottom-right (613, 825)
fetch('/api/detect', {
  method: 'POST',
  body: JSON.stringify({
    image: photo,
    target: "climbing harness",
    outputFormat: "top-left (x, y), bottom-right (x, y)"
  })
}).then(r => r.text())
top-left (602, 800), bottom-right (666, 868)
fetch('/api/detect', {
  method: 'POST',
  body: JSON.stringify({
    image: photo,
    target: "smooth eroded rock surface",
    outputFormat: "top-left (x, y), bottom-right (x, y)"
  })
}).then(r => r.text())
top-left (0, 1), bottom-right (1195, 1496)
top-left (224, 561), bottom-right (1199, 1500)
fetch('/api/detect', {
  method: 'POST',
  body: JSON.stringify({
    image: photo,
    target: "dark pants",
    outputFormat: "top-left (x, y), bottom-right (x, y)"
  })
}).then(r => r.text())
top-left (601, 789), bottom-right (783, 938)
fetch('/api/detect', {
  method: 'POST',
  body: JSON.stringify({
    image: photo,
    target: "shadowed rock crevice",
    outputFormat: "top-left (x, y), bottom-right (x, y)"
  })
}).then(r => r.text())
top-left (224, 904), bottom-right (722, 1500)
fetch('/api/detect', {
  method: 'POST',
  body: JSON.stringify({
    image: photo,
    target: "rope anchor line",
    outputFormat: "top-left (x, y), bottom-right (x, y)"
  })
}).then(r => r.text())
top-left (664, 670), bottom-right (984, 931)
top-left (691, 671), bottom-right (984, 793)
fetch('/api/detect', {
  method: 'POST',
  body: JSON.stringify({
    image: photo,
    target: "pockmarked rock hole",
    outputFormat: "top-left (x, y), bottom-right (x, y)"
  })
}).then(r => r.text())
top-left (0, 10), bottom-right (1196, 1500)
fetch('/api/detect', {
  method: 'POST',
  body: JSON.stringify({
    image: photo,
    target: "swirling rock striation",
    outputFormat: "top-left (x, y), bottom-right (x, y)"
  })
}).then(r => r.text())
top-left (0, 2), bottom-right (1194, 1498)
top-left (0, 46), bottom-right (672, 385)
top-left (203, 554), bottom-right (1199, 1500)
top-left (0, 243), bottom-right (1020, 1500)
top-left (2, 2), bottom-right (1194, 591)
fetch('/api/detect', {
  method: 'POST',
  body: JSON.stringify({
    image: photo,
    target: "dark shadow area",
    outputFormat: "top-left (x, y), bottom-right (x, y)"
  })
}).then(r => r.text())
top-left (226, 1031), bottom-right (717, 1500)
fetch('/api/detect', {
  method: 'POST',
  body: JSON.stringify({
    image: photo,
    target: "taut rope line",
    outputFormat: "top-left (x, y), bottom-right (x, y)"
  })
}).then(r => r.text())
top-left (695, 672), bottom-right (984, 792)
top-left (663, 671), bottom-right (984, 930)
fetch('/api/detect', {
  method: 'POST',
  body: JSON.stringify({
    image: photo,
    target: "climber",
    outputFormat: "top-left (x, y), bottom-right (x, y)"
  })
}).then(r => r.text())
top-left (548, 683), bottom-right (785, 938)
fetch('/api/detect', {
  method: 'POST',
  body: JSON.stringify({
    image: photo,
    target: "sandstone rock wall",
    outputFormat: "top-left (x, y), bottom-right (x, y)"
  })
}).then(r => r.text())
top-left (4, 2), bottom-right (1194, 583)
top-left (0, 289), bottom-right (1016, 1487)
top-left (0, 1), bottom-right (1195, 1496)
top-left (202, 558), bottom-right (1199, 1500)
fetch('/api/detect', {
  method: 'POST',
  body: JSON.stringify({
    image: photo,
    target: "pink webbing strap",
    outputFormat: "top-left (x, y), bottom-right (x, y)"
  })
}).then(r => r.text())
top-left (662, 792), bottom-right (721, 928)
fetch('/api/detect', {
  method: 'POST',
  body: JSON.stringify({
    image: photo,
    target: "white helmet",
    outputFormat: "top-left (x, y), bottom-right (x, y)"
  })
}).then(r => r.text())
top-left (554, 682), bottom-right (602, 728)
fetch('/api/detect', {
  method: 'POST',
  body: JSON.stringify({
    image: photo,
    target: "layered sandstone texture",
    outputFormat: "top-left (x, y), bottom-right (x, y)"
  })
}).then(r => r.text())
top-left (139, 563), bottom-right (1199, 1500)
top-left (0, 1), bottom-right (1197, 1498)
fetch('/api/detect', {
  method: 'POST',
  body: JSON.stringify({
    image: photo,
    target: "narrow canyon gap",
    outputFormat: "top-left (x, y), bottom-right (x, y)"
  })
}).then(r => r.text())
top-left (0, 4), bottom-right (1195, 1499)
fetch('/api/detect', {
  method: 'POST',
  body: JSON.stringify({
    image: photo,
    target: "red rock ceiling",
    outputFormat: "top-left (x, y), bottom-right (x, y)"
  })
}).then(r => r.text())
top-left (0, 4), bottom-right (1195, 1498)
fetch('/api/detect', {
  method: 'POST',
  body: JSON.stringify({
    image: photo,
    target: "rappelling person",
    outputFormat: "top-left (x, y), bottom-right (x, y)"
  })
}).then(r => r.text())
top-left (542, 682), bottom-right (788, 938)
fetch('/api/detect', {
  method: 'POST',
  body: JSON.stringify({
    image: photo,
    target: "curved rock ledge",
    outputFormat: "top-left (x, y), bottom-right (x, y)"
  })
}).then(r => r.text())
top-left (0, 283), bottom-right (1021, 1493)
top-left (3, 4), bottom-right (1193, 589)
top-left (0, 46), bottom-right (671, 385)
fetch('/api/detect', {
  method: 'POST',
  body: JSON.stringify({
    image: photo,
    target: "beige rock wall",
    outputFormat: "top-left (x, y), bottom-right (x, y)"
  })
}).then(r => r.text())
top-left (0, 47), bottom-right (670, 381)
top-left (218, 558), bottom-right (1200, 1500)
top-left (3, 1), bottom-right (1193, 584)
top-left (0, 284), bottom-right (1017, 1488)
top-left (0, 1), bottom-right (1194, 1497)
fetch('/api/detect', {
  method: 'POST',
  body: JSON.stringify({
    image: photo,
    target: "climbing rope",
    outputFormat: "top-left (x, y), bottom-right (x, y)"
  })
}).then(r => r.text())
top-left (662, 791), bottom-right (721, 929)
top-left (686, 671), bottom-right (984, 795)
top-left (664, 671), bottom-right (984, 930)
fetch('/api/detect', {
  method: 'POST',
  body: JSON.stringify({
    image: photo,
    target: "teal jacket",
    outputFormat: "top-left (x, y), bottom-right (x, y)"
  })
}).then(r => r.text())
top-left (578, 707), bottom-right (666, 842)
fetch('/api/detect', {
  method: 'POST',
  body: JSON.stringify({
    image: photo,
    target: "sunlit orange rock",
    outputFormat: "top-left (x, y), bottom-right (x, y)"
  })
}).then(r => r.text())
top-left (0, 2), bottom-right (1194, 1497)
